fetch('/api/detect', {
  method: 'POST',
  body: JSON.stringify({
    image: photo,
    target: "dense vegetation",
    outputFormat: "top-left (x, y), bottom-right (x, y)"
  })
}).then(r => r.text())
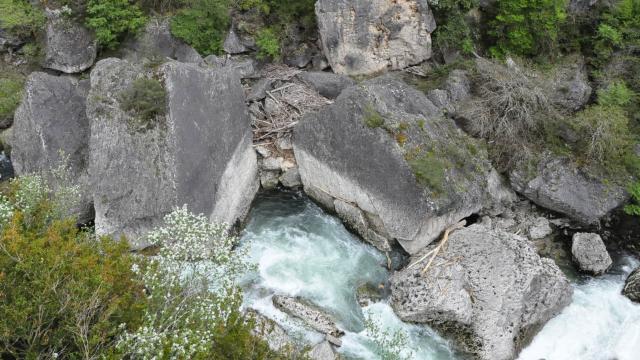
top-left (0, 164), bottom-right (288, 358)
top-left (120, 77), bottom-right (167, 130)
top-left (0, 72), bottom-right (24, 123)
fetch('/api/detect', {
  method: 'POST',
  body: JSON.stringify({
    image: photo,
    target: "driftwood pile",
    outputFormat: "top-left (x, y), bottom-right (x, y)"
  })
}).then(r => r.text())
top-left (247, 65), bottom-right (332, 147)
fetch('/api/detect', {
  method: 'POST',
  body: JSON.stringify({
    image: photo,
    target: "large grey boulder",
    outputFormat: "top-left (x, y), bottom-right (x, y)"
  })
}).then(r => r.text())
top-left (510, 155), bottom-right (628, 225)
top-left (544, 55), bottom-right (592, 112)
top-left (122, 18), bottom-right (202, 64)
top-left (294, 75), bottom-right (514, 254)
top-left (43, 8), bottom-right (96, 73)
top-left (11, 72), bottom-right (92, 220)
top-left (390, 224), bottom-right (572, 360)
top-left (308, 341), bottom-right (337, 360)
top-left (571, 232), bottom-right (612, 275)
top-left (315, 0), bottom-right (436, 76)
top-left (296, 71), bottom-right (355, 99)
top-left (623, 267), bottom-right (640, 303)
top-left (87, 58), bottom-right (258, 248)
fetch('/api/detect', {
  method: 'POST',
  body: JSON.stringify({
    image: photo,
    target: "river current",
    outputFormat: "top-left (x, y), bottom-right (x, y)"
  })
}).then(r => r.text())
top-left (239, 191), bottom-right (640, 360)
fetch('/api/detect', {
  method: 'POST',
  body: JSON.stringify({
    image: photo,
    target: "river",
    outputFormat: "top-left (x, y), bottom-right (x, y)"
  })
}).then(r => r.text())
top-left (239, 191), bottom-right (640, 360)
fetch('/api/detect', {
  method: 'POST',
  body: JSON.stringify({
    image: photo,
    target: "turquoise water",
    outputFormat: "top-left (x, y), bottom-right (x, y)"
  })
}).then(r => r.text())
top-left (239, 191), bottom-right (640, 360)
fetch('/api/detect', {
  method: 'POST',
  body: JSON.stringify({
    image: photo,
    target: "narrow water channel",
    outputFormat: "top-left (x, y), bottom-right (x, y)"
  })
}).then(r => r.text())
top-left (239, 191), bottom-right (640, 360)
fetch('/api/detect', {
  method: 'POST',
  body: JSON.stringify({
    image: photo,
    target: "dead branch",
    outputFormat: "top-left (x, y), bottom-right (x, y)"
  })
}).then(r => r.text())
top-left (421, 220), bottom-right (466, 276)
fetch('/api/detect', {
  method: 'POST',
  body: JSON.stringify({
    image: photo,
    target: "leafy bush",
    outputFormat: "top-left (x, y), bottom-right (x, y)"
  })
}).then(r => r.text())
top-left (86, 0), bottom-right (147, 49)
top-left (0, 72), bottom-right (24, 122)
top-left (137, 0), bottom-right (188, 13)
top-left (429, 0), bottom-right (478, 55)
top-left (597, 81), bottom-right (636, 107)
top-left (120, 77), bottom-right (166, 129)
top-left (570, 104), bottom-right (634, 169)
top-left (487, 0), bottom-right (567, 58)
top-left (170, 0), bottom-right (230, 56)
top-left (624, 181), bottom-right (640, 216)
top-left (593, 0), bottom-right (640, 66)
top-left (0, 0), bottom-right (45, 38)
top-left (115, 206), bottom-right (281, 359)
top-left (0, 170), bottom-right (145, 359)
top-left (255, 27), bottom-right (280, 59)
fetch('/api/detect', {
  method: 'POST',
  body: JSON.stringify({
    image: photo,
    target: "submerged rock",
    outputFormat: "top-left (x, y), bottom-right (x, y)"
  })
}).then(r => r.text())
top-left (87, 58), bottom-right (258, 248)
top-left (571, 232), bottom-right (612, 275)
top-left (43, 8), bottom-right (97, 73)
top-left (390, 224), bottom-right (572, 360)
top-left (315, 0), bottom-right (436, 76)
top-left (623, 267), bottom-right (640, 303)
top-left (11, 72), bottom-right (92, 221)
top-left (510, 155), bottom-right (627, 225)
top-left (294, 75), bottom-right (513, 254)
top-left (272, 295), bottom-right (344, 338)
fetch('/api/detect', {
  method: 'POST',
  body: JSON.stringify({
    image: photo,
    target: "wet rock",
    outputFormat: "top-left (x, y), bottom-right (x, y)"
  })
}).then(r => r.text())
top-left (272, 295), bottom-right (344, 338)
top-left (622, 267), bottom-right (640, 303)
top-left (122, 18), bottom-right (201, 64)
top-left (308, 341), bottom-right (337, 360)
top-left (510, 155), bottom-right (627, 225)
top-left (43, 8), bottom-right (96, 73)
top-left (280, 167), bottom-right (302, 188)
top-left (0, 153), bottom-right (13, 181)
top-left (571, 232), bottom-right (612, 275)
top-left (87, 59), bottom-right (258, 248)
top-left (260, 170), bottom-right (280, 190)
top-left (296, 71), bottom-right (355, 99)
top-left (390, 224), bottom-right (572, 360)
top-left (316, 0), bottom-right (436, 76)
top-left (334, 199), bottom-right (391, 251)
top-left (11, 72), bottom-right (92, 220)
top-left (356, 283), bottom-right (384, 307)
top-left (250, 310), bottom-right (296, 352)
top-left (529, 217), bottom-right (553, 239)
top-left (294, 75), bottom-right (513, 254)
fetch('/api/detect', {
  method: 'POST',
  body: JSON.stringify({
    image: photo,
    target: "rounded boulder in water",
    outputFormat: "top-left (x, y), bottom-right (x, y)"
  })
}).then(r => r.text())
top-left (623, 267), bottom-right (640, 303)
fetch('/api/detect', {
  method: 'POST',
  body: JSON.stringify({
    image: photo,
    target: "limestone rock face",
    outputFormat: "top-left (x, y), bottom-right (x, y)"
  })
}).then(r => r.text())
top-left (122, 18), bottom-right (202, 64)
top-left (390, 224), bottom-right (572, 360)
top-left (510, 155), bottom-right (628, 225)
top-left (571, 232), bottom-right (612, 275)
top-left (42, 8), bottom-right (97, 73)
top-left (11, 72), bottom-right (92, 220)
top-left (87, 58), bottom-right (258, 248)
top-left (623, 267), bottom-right (640, 303)
top-left (315, 0), bottom-right (436, 76)
top-left (545, 55), bottom-right (592, 112)
top-left (294, 75), bottom-right (512, 254)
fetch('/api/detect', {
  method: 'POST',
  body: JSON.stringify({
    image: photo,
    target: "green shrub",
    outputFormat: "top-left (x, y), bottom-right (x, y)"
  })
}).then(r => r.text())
top-left (255, 27), bottom-right (280, 59)
top-left (0, 73), bottom-right (24, 122)
top-left (363, 104), bottom-right (384, 128)
top-left (0, 0), bottom-right (45, 38)
top-left (115, 206), bottom-right (283, 359)
top-left (487, 0), bottom-right (567, 58)
top-left (593, 0), bottom-right (640, 66)
top-left (0, 172), bottom-right (146, 359)
top-left (86, 0), bottom-right (147, 49)
top-left (570, 104), bottom-right (634, 172)
top-left (430, 0), bottom-right (478, 55)
top-left (120, 77), bottom-right (166, 129)
top-left (597, 81), bottom-right (636, 108)
top-left (407, 151), bottom-right (447, 193)
top-left (170, 0), bottom-right (230, 56)
top-left (624, 181), bottom-right (640, 216)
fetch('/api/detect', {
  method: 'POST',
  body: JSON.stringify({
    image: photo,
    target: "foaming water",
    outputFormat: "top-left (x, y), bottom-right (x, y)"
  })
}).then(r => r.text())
top-left (519, 256), bottom-right (640, 360)
top-left (239, 192), bottom-right (455, 359)
top-left (239, 191), bottom-right (640, 360)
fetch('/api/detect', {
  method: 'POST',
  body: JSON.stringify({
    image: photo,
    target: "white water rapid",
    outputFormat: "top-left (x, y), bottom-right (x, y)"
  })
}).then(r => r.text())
top-left (239, 191), bottom-right (640, 360)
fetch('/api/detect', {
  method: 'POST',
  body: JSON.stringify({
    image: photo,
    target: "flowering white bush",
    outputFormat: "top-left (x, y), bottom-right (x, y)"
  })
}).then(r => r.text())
top-left (0, 154), bottom-right (82, 228)
top-left (117, 206), bottom-right (251, 359)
